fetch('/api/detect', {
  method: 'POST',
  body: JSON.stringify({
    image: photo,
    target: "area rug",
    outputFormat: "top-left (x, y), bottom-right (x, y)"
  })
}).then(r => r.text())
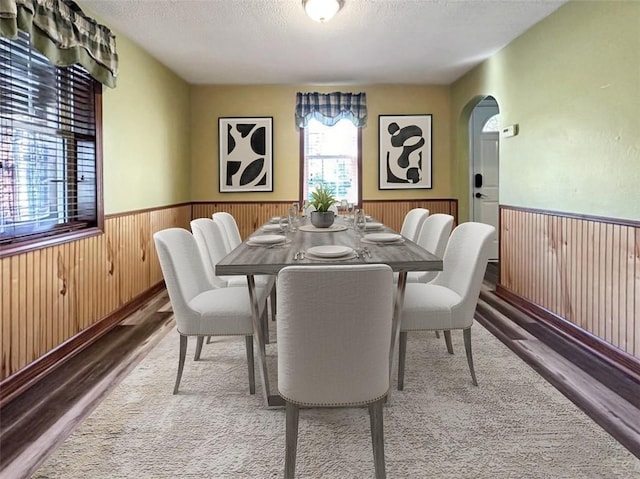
top-left (34, 322), bottom-right (639, 478)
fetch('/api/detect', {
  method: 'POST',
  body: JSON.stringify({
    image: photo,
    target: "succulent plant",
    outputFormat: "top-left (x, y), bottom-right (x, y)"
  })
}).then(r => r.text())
top-left (308, 184), bottom-right (338, 212)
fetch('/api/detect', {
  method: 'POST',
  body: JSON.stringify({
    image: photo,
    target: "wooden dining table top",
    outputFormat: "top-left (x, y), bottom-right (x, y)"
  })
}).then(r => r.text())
top-left (216, 216), bottom-right (442, 276)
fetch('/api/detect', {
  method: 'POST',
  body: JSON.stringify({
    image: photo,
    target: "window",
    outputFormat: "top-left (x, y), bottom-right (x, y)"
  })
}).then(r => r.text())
top-left (1, 31), bottom-right (102, 255)
top-left (301, 118), bottom-right (361, 205)
top-left (482, 114), bottom-right (500, 132)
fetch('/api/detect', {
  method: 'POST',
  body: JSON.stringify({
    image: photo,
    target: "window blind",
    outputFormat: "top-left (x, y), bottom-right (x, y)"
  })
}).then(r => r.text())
top-left (0, 30), bottom-right (100, 247)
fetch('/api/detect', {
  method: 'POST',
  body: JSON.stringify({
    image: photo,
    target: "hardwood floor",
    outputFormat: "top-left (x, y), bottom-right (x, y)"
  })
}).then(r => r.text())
top-left (1, 266), bottom-right (638, 478)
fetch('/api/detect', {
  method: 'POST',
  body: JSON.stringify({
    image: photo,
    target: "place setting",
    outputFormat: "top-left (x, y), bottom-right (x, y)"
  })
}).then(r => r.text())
top-left (364, 221), bottom-right (384, 231)
top-left (296, 245), bottom-right (359, 261)
top-left (246, 234), bottom-right (291, 248)
top-left (360, 232), bottom-right (405, 246)
top-left (261, 223), bottom-right (284, 232)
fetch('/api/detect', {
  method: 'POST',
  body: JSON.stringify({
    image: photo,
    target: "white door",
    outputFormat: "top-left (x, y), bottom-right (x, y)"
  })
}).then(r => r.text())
top-left (470, 100), bottom-right (499, 261)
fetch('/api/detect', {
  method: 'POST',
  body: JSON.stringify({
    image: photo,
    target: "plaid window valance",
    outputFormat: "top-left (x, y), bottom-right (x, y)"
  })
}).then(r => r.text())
top-left (0, 0), bottom-right (118, 87)
top-left (295, 92), bottom-right (367, 129)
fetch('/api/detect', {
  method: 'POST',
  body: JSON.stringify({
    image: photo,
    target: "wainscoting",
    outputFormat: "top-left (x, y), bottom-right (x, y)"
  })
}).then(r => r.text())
top-left (192, 199), bottom-right (458, 240)
top-left (0, 204), bottom-right (192, 403)
top-left (498, 205), bottom-right (639, 377)
top-left (1, 199), bottom-right (456, 405)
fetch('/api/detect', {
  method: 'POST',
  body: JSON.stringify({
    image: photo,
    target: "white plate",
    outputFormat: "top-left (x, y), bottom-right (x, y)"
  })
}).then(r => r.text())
top-left (365, 222), bottom-right (384, 230)
top-left (262, 224), bottom-right (282, 232)
top-left (248, 234), bottom-right (286, 245)
top-left (363, 233), bottom-right (402, 243)
top-left (269, 216), bottom-right (283, 223)
top-left (307, 245), bottom-right (354, 258)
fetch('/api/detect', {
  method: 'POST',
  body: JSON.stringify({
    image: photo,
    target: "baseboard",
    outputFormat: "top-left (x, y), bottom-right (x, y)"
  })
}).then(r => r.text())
top-left (0, 282), bottom-right (166, 408)
top-left (493, 285), bottom-right (640, 400)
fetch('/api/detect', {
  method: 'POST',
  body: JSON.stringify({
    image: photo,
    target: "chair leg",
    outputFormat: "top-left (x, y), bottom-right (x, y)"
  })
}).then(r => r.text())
top-left (262, 305), bottom-right (270, 344)
top-left (270, 285), bottom-right (277, 321)
top-left (284, 401), bottom-right (300, 479)
top-left (463, 328), bottom-right (478, 386)
top-left (443, 330), bottom-right (454, 355)
top-left (206, 336), bottom-right (212, 344)
top-left (368, 398), bottom-right (387, 479)
top-left (246, 335), bottom-right (255, 395)
top-left (194, 336), bottom-right (204, 360)
top-left (173, 335), bottom-right (187, 395)
top-left (397, 331), bottom-right (408, 391)
top-left (434, 330), bottom-right (440, 338)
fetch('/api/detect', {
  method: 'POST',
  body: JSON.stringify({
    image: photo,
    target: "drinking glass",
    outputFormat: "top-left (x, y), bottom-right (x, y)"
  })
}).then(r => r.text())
top-left (287, 205), bottom-right (298, 232)
top-left (354, 208), bottom-right (367, 236)
top-left (340, 199), bottom-right (348, 216)
top-left (279, 215), bottom-right (290, 235)
top-left (347, 202), bottom-right (355, 219)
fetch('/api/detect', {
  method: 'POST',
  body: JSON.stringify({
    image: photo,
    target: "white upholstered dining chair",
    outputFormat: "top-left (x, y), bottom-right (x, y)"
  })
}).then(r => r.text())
top-left (154, 227), bottom-right (264, 395)
top-left (191, 217), bottom-right (274, 346)
top-left (209, 213), bottom-right (276, 314)
top-left (191, 218), bottom-right (274, 292)
top-left (399, 207), bottom-right (429, 242)
top-left (394, 213), bottom-right (454, 285)
top-left (397, 222), bottom-right (495, 389)
top-left (277, 265), bottom-right (394, 479)
top-left (212, 211), bottom-right (243, 252)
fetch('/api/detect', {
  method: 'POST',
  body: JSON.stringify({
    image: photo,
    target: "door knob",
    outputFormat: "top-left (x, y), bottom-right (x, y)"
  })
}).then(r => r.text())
top-left (475, 192), bottom-right (485, 199)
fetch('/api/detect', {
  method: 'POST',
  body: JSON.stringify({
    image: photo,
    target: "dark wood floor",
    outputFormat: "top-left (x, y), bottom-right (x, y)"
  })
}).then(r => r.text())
top-left (1, 265), bottom-right (639, 478)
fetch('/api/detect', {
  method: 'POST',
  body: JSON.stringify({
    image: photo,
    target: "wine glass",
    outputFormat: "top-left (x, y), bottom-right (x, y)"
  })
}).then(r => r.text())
top-left (347, 202), bottom-right (355, 219)
top-left (354, 208), bottom-right (367, 236)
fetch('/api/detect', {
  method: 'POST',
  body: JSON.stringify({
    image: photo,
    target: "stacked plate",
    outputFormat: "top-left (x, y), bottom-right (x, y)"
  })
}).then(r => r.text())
top-left (305, 245), bottom-right (356, 260)
top-left (364, 222), bottom-right (384, 230)
top-left (246, 234), bottom-right (287, 247)
top-left (361, 233), bottom-right (404, 245)
top-left (262, 223), bottom-right (283, 232)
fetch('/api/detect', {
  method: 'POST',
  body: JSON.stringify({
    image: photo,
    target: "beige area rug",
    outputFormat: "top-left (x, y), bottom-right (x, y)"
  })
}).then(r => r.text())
top-left (34, 322), bottom-right (639, 479)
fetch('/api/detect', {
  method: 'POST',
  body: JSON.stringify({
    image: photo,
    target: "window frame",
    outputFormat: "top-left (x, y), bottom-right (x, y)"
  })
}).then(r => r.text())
top-left (0, 35), bottom-right (104, 259)
top-left (298, 122), bottom-right (363, 208)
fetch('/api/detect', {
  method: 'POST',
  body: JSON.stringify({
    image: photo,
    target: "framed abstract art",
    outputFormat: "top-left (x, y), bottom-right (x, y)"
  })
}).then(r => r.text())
top-left (378, 114), bottom-right (432, 190)
top-left (219, 117), bottom-right (273, 192)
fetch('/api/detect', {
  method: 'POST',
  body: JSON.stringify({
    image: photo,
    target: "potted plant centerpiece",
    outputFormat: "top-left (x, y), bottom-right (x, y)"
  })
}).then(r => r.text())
top-left (308, 184), bottom-right (338, 228)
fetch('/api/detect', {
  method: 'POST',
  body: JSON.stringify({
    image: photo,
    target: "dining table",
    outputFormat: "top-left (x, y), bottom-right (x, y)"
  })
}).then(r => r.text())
top-left (216, 214), bottom-right (443, 407)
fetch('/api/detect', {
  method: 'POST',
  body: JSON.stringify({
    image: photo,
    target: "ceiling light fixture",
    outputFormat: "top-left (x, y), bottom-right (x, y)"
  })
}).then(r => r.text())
top-left (303, 0), bottom-right (344, 23)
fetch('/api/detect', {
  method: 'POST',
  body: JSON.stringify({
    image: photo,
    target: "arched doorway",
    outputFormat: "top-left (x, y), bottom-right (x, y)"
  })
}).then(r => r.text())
top-left (469, 96), bottom-right (499, 261)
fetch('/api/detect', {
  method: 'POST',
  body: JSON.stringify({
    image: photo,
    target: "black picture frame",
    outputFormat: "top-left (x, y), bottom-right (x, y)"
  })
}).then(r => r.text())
top-left (378, 114), bottom-right (432, 190)
top-left (219, 117), bottom-right (273, 192)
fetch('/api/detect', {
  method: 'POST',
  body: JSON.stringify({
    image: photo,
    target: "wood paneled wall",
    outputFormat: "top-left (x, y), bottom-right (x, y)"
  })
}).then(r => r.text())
top-left (193, 199), bottom-right (458, 240)
top-left (499, 206), bottom-right (639, 364)
top-left (1, 199), bottom-right (455, 390)
top-left (0, 205), bottom-right (191, 382)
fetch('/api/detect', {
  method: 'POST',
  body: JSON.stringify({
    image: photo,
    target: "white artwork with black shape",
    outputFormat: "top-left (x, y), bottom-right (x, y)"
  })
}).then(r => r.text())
top-left (379, 115), bottom-right (432, 190)
top-left (219, 117), bottom-right (273, 192)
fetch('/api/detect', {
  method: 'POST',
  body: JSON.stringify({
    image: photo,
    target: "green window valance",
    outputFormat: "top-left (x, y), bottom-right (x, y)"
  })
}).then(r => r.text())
top-left (0, 0), bottom-right (118, 87)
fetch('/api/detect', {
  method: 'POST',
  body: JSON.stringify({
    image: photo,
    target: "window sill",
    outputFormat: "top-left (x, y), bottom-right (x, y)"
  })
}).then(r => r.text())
top-left (0, 227), bottom-right (104, 259)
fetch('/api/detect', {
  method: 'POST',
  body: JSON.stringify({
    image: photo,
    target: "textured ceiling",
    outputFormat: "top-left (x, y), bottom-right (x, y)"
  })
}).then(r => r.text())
top-left (81, 0), bottom-right (567, 85)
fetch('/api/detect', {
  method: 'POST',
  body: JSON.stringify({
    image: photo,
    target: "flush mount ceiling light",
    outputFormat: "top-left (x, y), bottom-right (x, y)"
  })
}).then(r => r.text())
top-left (303, 0), bottom-right (344, 23)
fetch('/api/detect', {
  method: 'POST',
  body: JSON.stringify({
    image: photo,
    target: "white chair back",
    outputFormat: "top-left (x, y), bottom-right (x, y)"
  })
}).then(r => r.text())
top-left (190, 218), bottom-right (230, 288)
top-left (153, 228), bottom-right (214, 333)
top-left (400, 208), bottom-right (429, 242)
top-left (212, 211), bottom-right (242, 252)
top-left (277, 264), bottom-right (393, 406)
top-left (432, 222), bottom-right (495, 327)
top-left (412, 213), bottom-right (454, 283)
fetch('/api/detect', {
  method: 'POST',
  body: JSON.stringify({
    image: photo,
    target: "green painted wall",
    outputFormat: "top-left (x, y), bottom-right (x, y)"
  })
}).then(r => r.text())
top-left (190, 84), bottom-right (452, 202)
top-left (451, 1), bottom-right (640, 222)
top-left (99, 26), bottom-right (191, 214)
